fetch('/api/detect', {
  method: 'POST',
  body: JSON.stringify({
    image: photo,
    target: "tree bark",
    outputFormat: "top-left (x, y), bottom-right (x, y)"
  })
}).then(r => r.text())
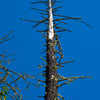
top-left (45, 0), bottom-right (58, 100)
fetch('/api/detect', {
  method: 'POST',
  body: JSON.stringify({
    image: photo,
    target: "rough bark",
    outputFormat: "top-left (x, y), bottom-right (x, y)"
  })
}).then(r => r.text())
top-left (24, 0), bottom-right (91, 99)
top-left (45, 0), bottom-right (58, 100)
top-left (45, 39), bottom-right (57, 100)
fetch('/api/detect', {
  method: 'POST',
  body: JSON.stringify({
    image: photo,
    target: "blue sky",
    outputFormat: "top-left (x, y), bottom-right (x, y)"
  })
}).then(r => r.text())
top-left (0, 0), bottom-right (100, 100)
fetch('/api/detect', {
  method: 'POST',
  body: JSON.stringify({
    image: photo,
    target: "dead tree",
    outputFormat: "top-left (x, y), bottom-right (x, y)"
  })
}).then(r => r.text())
top-left (0, 32), bottom-right (38, 100)
top-left (22, 0), bottom-right (91, 100)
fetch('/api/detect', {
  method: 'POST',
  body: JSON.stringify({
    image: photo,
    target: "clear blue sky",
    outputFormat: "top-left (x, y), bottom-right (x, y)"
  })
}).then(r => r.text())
top-left (0, 0), bottom-right (100, 100)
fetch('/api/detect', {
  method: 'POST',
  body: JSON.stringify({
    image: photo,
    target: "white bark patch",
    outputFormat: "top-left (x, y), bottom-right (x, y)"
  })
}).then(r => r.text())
top-left (52, 56), bottom-right (55, 59)
top-left (51, 75), bottom-right (55, 80)
top-left (48, 0), bottom-right (54, 40)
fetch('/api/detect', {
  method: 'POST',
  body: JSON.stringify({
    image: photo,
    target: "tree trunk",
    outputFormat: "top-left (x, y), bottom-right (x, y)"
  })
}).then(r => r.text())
top-left (45, 0), bottom-right (58, 100)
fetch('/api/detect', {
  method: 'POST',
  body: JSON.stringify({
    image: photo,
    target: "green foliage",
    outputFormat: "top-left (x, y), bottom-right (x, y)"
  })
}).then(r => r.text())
top-left (0, 86), bottom-right (8, 100)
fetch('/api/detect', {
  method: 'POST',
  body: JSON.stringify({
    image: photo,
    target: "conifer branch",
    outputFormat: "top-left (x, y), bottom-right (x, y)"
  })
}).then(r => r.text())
top-left (23, 0), bottom-right (92, 99)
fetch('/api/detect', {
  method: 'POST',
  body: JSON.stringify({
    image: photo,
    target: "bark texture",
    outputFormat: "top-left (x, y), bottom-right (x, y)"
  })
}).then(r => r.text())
top-left (45, 39), bottom-right (57, 100)
top-left (45, 0), bottom-right (58, 100)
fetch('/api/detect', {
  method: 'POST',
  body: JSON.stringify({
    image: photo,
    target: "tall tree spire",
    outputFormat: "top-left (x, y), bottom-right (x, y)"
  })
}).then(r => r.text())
top-left (22, 0), bottom-right (91, 99)
top-left (48, 0), bottom-right (54, 40)
top-left (45, 0), bottom-right (57, 98)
